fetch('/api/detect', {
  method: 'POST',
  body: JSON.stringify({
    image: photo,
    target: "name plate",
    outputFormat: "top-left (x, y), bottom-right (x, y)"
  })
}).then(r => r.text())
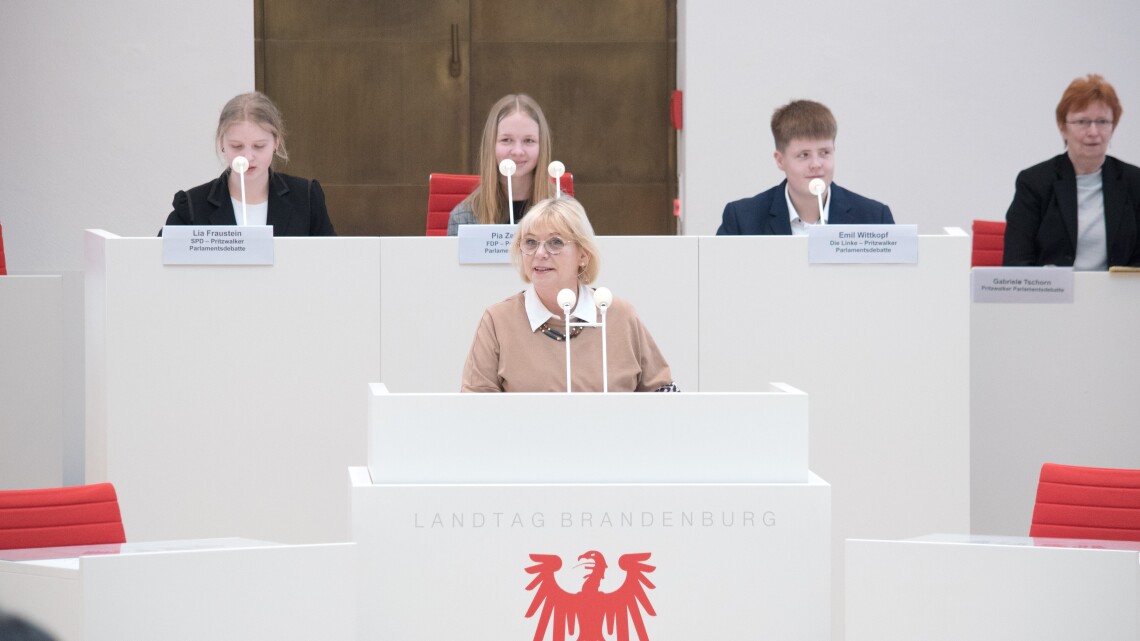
top-left (972, 267), bottom-right (1074, 303)
top-left (162, 226), bottom-right (274, 265)
top-left (808, 224), bottom-right (918, 264)
top-left (458, 224), bottom-right (516, 264)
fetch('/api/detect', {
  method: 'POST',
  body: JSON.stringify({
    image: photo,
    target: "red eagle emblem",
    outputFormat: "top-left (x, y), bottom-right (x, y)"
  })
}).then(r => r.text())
top-left (525, 551), bottom-right (656, 641)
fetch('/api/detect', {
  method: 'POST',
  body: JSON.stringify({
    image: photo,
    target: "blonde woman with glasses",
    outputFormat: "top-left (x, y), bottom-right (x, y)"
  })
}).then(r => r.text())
top-left (461, 198), bottom-right (677, 393)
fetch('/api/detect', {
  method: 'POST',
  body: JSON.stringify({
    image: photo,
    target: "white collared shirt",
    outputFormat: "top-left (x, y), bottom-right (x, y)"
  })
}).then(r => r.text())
top-left (785, 183), bottom-right (830, 236)
top-left (524, 283), bottom-right (597, 332)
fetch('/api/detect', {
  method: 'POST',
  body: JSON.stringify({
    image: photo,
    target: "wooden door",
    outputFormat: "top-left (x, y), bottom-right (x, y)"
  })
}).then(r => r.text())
top-left (256, 0), bottom-right (675, 236)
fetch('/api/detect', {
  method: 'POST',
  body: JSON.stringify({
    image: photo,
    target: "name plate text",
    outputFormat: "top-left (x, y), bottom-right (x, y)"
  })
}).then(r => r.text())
top-left (808, 224), bottom-right (918, 264)
top-left (162, 226), bottom-right (274, 265)
top-left (458, 224), bottom-right (516, 264)
top-left (972, 267), bottom-right (1074, 303)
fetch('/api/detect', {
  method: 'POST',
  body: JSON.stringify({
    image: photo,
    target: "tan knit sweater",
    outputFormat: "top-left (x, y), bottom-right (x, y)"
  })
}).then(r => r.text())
top-left (461, 292), bottom-right (675, 393)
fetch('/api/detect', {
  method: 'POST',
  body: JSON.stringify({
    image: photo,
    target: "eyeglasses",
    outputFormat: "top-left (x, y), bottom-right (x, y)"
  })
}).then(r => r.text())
top-left (1066, 119), bottom-right (1114, 130)
top-left (521, 237), bottom-right (574, 256)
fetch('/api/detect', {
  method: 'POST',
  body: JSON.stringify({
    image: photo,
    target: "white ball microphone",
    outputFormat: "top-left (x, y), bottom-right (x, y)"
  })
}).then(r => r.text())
top-left (594, 287), bottom-right (612, 393)
top-left (557, 287), bottom-right (577, 393)
top-left (808, 178), bottom-right (826, 224)
top-left (548, 160), bottom-right (566, 199)
top-left (499, 158), bottom-right (517, 225)
top-left (231, 156), bottom-right (250, 226)
top-left (593, 287), bottom-right (612, 310)
top-left (557, 288), bottom-right (576, 311)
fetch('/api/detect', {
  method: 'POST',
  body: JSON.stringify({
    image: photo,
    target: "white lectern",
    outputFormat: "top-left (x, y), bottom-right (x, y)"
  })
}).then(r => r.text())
top-left (352, 383), bottom-right (831, 640)
top-left (0, 539), bottom-right (356, 641)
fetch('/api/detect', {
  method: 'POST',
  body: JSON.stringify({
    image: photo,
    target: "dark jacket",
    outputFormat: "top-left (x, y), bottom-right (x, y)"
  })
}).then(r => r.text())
top-left (1003, 154), bottom-right (1140, 268)
top-left (717, 181), bottom-right (894, 235)
top-left (163, 169), bottom-right (336, 236)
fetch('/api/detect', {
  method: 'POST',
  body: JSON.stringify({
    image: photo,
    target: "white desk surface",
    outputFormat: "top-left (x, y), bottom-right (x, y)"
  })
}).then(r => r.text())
top-left (0, 537), bottom-right (275, 566)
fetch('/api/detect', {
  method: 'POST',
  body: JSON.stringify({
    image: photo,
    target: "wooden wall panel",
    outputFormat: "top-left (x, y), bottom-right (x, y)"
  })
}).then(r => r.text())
top-left (256, 0), bottom-right (675, 236)
top-left (471, 0), bottom-right (667, 41)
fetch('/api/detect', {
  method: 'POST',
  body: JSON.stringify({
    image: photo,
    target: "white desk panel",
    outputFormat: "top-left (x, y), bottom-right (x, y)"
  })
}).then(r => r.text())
top-left (0, 275), bottom-right (64, 489)
top-left (972, 272), bottom-right (1140, 536)
top-left (0, 539), bottom-right (355, 641)
top-left (847, 534), bottom-right (1140, 641)
top-left (698, 231), bottom-right (971, 639)
top-left (85, 231), bottom-right (381, 543)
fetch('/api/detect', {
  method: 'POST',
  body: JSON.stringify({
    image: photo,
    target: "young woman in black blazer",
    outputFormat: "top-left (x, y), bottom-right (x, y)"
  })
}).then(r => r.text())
top-left (164, 92), bottom-right (335, 236)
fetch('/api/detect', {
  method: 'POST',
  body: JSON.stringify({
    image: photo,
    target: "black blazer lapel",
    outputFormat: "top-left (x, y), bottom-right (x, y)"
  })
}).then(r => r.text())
top-left (766, 180), bottom-right (793, 234)
top-left (827, 184), bottom-right (853, 224)
top-left (206, 170), bottom-right (238, 226)
top-left (1101, 156), bottom-right (1127, 260)
top-left (265, 171), bottom-right (294, 236)
top-left (1053, 155), bottom-right (1079, 251)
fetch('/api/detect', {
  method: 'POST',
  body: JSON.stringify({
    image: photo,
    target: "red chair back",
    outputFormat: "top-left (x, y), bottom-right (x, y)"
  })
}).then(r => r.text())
top-left (971, 219), bottom-right (1006, 267)
top-left (426, 172), bottom-right (576, 236)
top-left (0, 222), bottom-right (7, 275)
top-left (1030, 463), bottom-right (1140, 542)
top-left (0, 483), bottom-right (126, 550)
top-left (427, 174), bottom-right (481, 236)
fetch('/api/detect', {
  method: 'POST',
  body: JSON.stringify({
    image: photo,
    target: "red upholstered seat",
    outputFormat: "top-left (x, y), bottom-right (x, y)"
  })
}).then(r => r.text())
top-left (0, 483), bottom-right (126, 550)
top-left (971, 219), bottom-right (1006, 267)
top-left (426, 172), bottom-right (575, 236)
top-left (1030, 463), bottom-right (1140, 542)
top-left (0, 221), bottom-right (7, 275)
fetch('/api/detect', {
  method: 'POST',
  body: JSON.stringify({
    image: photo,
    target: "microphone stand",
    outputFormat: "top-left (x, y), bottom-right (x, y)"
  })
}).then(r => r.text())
top-left (559, 287), bottom-right (612, 393)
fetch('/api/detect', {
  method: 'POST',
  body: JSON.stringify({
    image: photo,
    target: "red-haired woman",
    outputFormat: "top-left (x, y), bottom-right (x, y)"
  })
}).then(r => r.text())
top-left (1004, 75), bottom-right (1140, 269)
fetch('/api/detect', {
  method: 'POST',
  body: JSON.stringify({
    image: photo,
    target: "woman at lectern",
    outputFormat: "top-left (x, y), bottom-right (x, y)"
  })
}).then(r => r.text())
top-left (1003, 75), bottom-right (1140, 269)
top-left (461, 198), bottom-right (678, 393)
top-left (163, 92), bottom-right (336, 236)
top-left (447, 94), bottom-right (561, 235)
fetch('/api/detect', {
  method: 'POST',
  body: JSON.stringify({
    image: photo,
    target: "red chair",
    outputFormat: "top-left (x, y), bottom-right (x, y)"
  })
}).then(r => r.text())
top-left (1030, 463), bottom-right (1140, 542)
top-left (427, 174), bottom-right (480, 236)
top-left (426, 172), bottom-right (575, 236)
top-left (0, 222), bottom-right (7, 275)
top-left (0, 483), bottom-right (126, 550)
top-left (971, 219), bottom-right (1006, 267)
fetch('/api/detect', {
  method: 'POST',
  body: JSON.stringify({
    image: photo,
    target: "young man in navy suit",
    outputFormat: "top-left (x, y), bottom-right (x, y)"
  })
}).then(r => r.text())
top-left (717, 100), bottom-right (894, 235)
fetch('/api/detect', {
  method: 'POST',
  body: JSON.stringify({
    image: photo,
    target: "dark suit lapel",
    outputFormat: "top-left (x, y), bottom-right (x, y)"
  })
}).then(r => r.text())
top-left (1101, 157), bottom-right (1126, 253)
top-left (266, 171), bottom-right (292, 235)
top-left (766, 180), bottom-right (793, 234)
top-left (827, 184), bottom-right (852, 224)
top-left (1053, 155), bottom-right (1079, 249)
top-left (206, 170), bottom-right (238, 226)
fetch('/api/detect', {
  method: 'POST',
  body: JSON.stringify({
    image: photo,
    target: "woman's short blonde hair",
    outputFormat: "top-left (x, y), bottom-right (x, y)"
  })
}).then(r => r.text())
top-left (510, 198), bottom-right (600, 284)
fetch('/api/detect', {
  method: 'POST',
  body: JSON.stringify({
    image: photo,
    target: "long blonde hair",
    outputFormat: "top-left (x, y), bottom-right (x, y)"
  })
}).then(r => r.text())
top-left (466, 94), bottom-right (554, 225)
top-left (216, 92), bottom-right (289, 164)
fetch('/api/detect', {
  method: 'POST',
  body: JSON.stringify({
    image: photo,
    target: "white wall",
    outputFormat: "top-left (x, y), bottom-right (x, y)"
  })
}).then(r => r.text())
top-left (0, 1), bottom-right (253, 273)
top-left (679, 0), bottom-right (1140, 235)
